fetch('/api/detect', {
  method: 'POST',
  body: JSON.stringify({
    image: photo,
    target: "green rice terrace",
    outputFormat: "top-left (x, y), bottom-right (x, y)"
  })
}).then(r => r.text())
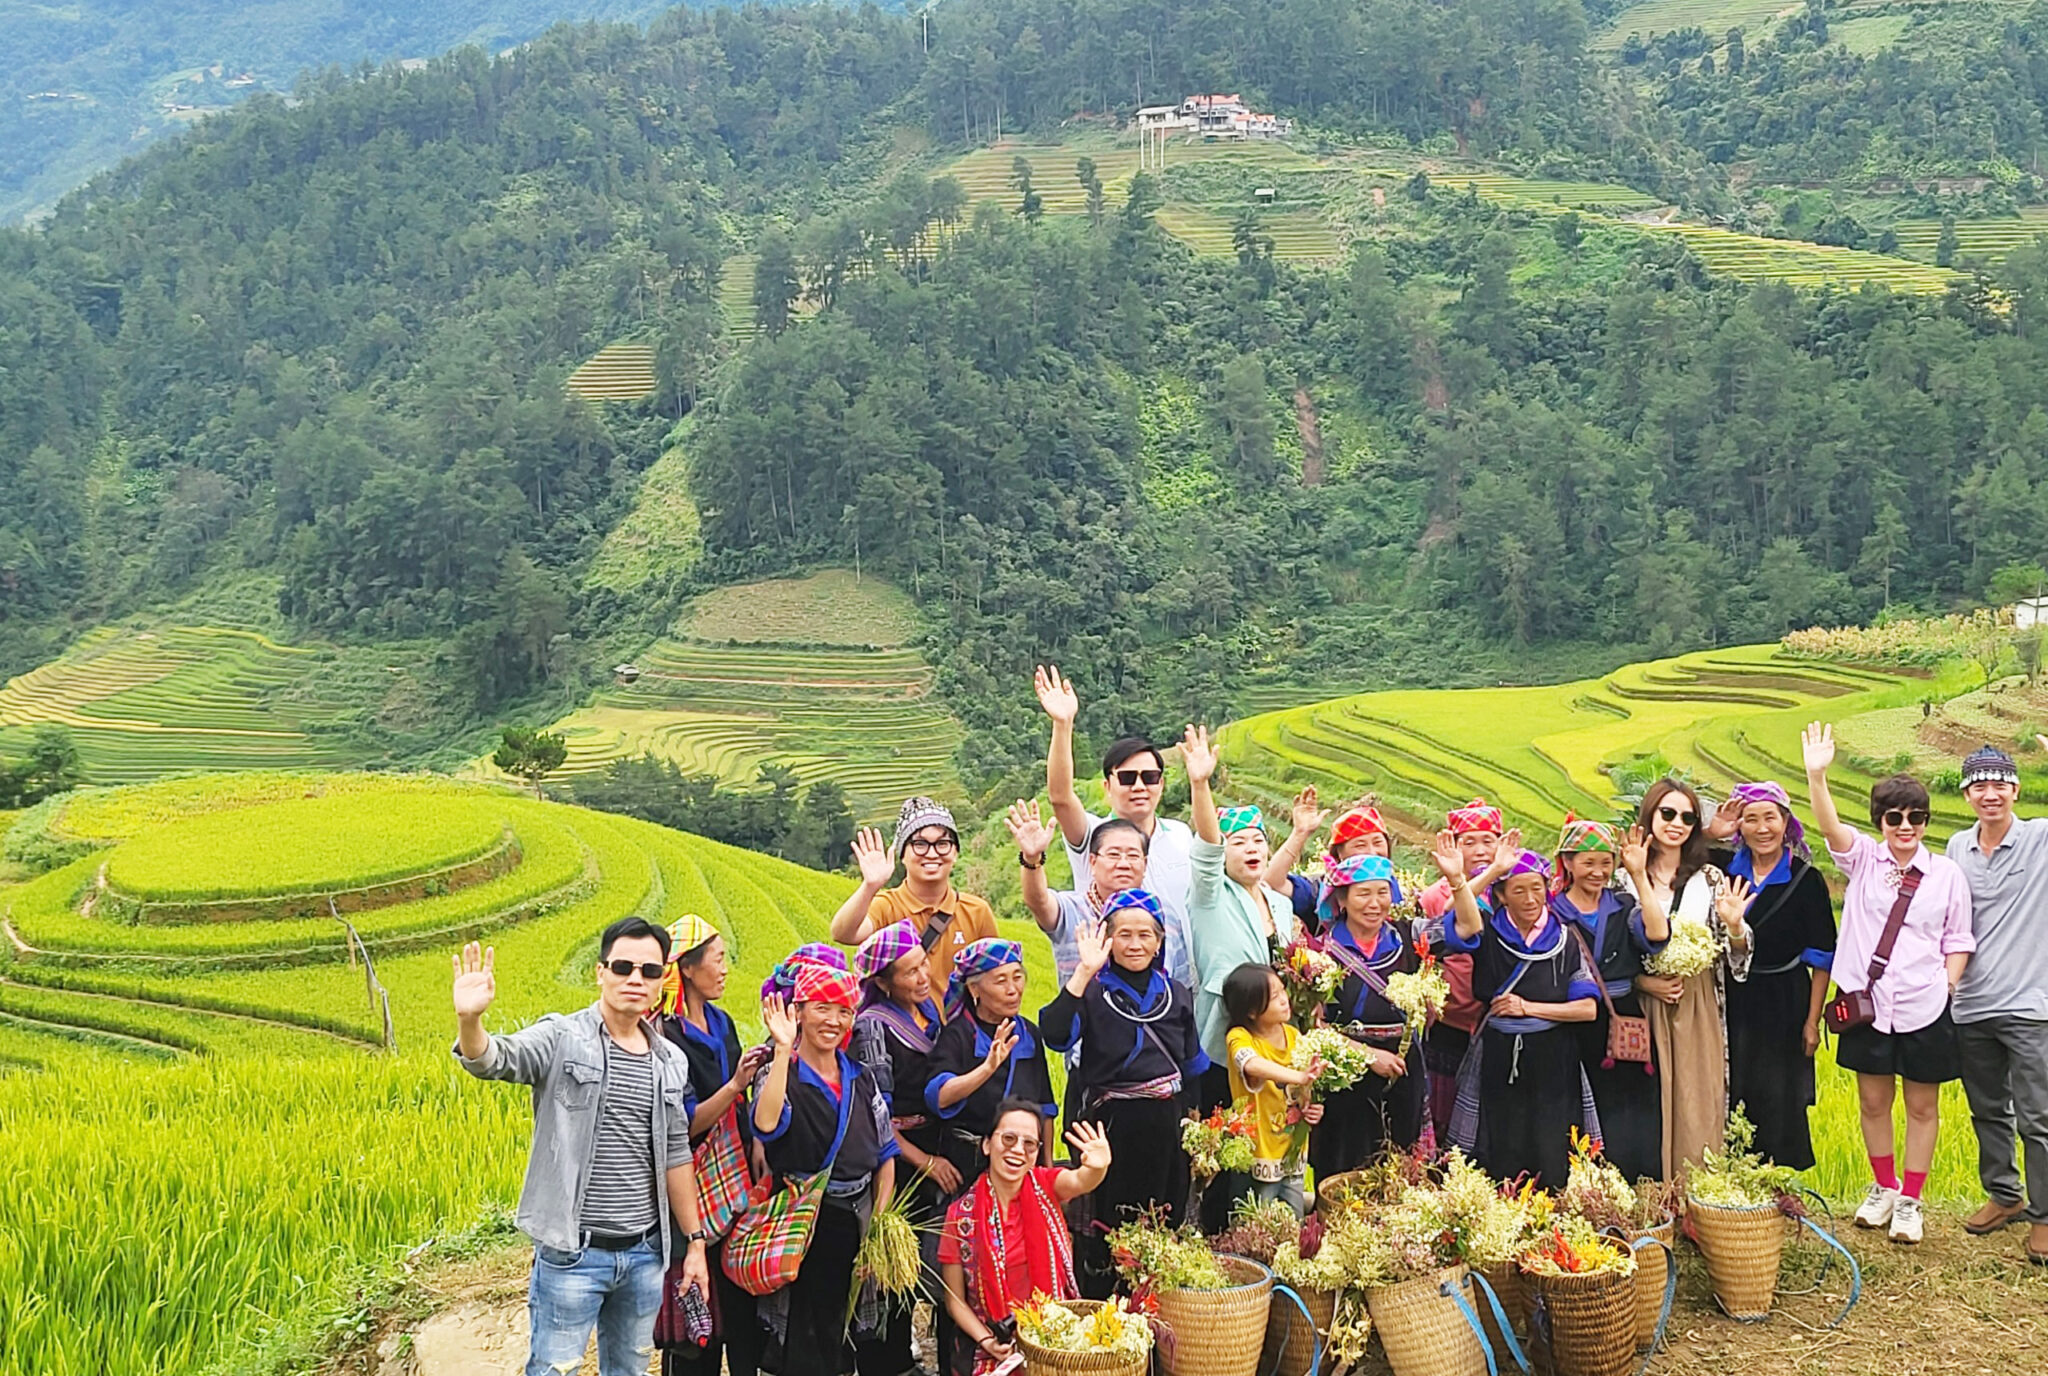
top-left (0, 766), bottom-right (1063, 1374)
top-left (505, 571), bottom-right (966, 810)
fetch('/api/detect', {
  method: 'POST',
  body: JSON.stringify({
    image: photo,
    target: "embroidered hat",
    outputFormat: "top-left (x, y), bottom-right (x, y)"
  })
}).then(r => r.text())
top-left (1447, 798), bottom-right (1504, 835)
top-left (1962, 744), bottom-right (2020, 789)
top-left (852, 920), bottom-right (922, 982)
top-left (1217, 805), bottom-right (1265, 837)
top-left (1316, 853), bottom-right (1402, 927)
top-left (892, 796), bottom-right (958, 858)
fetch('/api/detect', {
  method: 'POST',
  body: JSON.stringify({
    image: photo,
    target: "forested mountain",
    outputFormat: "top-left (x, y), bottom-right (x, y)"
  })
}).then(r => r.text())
top-left (7, 0), bottom-right (2048, 797)
top-left (0, 0), bottom-right (681, 224)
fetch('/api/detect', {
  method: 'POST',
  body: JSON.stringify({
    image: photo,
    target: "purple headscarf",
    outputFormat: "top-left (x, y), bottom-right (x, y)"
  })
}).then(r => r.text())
top-left (1729, 781), bottom-right (1810, 861)
top-left (760, 941), bottom-right (850, 1003)
top-left (853, 920), bottom-right (921, 983)
top-left (1487, 849), bottom-right (1553, 909)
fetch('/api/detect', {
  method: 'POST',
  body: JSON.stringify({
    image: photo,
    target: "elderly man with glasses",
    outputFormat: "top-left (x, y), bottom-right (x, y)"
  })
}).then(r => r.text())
top-left (829, 796), bottom-right (998, 969)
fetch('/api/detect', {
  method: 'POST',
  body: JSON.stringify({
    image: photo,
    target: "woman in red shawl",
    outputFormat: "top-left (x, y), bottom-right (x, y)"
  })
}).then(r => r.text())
top-left (936, 1100), bottom-right (1111, 1376)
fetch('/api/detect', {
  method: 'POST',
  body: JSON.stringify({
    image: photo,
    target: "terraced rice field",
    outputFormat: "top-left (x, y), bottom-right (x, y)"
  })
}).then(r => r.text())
top-left (564, 340), bottom-right (657, 402)
top-left (1648, 221), bottom-right (1963, 293)
top-left (1217, 642), bottom-right (1963, 840)
top-left (1889, 210), bottom-right (2048, 265)
top-left (0, 624), bottom-right (376, 782)
top-left (718, 253), bottom-right (759, 341)
top-left (0, 769), bottom-right (1059, 1375)
top-left (943, 138), bottom-right (1314, 217)
top-left (1153, 205), bottom-right (1345, 262)
top-left (1440, 173), bottom-right (1662, 212)
top-left (1592, 0), bottom-right (1801, 51)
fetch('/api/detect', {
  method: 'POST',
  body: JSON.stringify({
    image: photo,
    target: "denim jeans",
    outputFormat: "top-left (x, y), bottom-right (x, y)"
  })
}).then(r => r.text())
top-left (1251, 1174), bottom-right (1307, 1218)
top-left (526, 1237), bottom-right (665, 1376)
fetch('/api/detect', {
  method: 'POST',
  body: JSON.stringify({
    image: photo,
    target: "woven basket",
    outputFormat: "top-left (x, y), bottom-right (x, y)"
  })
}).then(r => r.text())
top-left (1476, 1260), bottom-right (1528, 1356)
top-left (1018, 1300), bottom-right (1151, 1376)
top-left (1686, 1199), bottom-right (1786, 1320)
top-left (1623, 1221), bottom-right (1675, 1350)
top-left (1315, 1170), bottom-right (1366, 1215)
top-left (1365, 1265), bottom-right (1488, 1376)
top-left (1153, 1255), bottom-right (1274, 1376)
top-left (1263, 1284), bottom-right (1337, 1376)
top-left (1528, 1268), bottom-right (1637, 1376)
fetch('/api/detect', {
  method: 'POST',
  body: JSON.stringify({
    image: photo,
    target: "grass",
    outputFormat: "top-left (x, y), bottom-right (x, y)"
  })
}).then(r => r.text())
top-left (582, 437), bottom-right (703, 597)
top-left (1436, 172), bottom-right (1662, 212)
top-left (1889, 209), bottom-right (2048, 266)
top-left (1592, 0), bottom-right (1803, 52)
top-left (1153, 204), bottom-right (1345, 262)
top-left (676, 568), bottom-right (923, 646)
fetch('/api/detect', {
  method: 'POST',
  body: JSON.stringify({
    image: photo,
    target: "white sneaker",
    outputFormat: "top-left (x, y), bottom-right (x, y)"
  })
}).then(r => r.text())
top-left (1889, 1195), bottom-right (1924, 1244)
top-left (1854, 1183), bottom-right (1899, 1229)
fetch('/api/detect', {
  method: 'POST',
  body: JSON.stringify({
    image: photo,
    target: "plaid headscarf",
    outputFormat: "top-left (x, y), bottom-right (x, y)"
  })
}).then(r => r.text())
top-left (660, 913), bottom-right (720, 1014)
top-left (1551, 817), bottom-right (1619, 894)
top-left (793, 962), bottom-right (861, 1010)
top-left (1730, 781), bottom-right (1809, 860)
top-left (892, 795), bottom-right (958, 858)
top-left (852, 919), bottom-right (921, 983)
top-left (761, 941), bottom-right (850, 1003)
top-left (1317, 853), bottom-right (1402, 928)
top-left (1101, 888), bottom-right (1166, 927)
top-left (1217, 805), bottom-right (1265, 837)
top-left (1963, 745), bottom-right (2020, 788)
top-left (1447, 798), bottom-right (1504, 835)
top-left (946, 937), bottom-right (1023, 1019)
top-left (1329, 806), bottom-right (1387, 853)
top-left (1488, 849), bottom-right (1553, 908)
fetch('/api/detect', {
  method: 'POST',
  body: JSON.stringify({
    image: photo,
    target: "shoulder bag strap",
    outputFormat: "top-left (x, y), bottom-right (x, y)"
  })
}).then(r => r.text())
top-left (1569, 926), bottom-right (1623, 1020)
top-left (820, 1056), bottom-right (860, 1173)
top-left (1470, 951), bottom-right (1537, 1040)
top-left (1864, 867), bottom-right (1923, 987)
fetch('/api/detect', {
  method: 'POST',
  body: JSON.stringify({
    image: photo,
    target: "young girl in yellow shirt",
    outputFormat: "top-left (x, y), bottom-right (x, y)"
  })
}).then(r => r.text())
top-left (1222, 961), bottom-right (1324, 1215)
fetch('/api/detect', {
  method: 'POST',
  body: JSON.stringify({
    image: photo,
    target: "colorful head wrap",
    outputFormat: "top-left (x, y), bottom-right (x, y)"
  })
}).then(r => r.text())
top-left (1329, 806), bottom-right (1387, 853)
top-left (1729, 781), bottom-right (1809, 859)
top-left (793, 962), bottom-right (860, 1011)
top-left (1963, 745), bottom-right (2020, 789)
top-left (1488, 850), bottom-right (1553, 908)
top-left (660, 913), bottom-right (720, 1014)
top-left (760, 941), bottom-right (850, 1003)
top-left (1551, 817), bottom-right (1619, 894)
top-left (1447, 798), bottom-right (1504, 835)
top-left (892, 795), bottom-right (958, 858)
top-left (853, 919), bottom-right (921, 983)
top-left (1316, 853), bottom-right (1402, 928)
top-left (1100, 888), bottom-right (1166, 927)
top-left (1217, 805), bottom-right (1265, 837)
top-left (946, 937), bottom-right (1024, 1019)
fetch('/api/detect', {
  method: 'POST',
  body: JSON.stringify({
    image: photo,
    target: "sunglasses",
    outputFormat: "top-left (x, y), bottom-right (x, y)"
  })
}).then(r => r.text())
top-left (907, 836), bottom-right (958, 857)
top-left (605, 959), bottom-right (665, 980)
top-left (994, 1131), bottom-right (1040, 1153)
top-left (1113, 769), bottom-right (1165, 787)
top-left (1655, 805), bottom-right (1698, 826)
top-left (1882, 808), bottom-right (1931, 828)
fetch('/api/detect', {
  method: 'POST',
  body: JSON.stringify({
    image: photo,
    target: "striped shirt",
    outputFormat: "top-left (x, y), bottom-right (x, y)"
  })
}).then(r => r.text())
top-left (582, 1037), bottom-right (661, 1236)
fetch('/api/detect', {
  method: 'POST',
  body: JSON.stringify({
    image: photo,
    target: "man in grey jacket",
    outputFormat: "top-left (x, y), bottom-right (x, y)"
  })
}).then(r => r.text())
top-left (1946, 743), bottom-right (2048, 1265)
top-left (454, 916), bottom-right (712, 1375)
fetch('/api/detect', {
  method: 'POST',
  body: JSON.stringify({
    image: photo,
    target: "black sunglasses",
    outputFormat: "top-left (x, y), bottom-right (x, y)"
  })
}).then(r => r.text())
top-left (606, 959), bottom-right (665, 980)
top-left (1655, 805), bottom-right (1698, 826)
top-left (1113, 769), bottom-right (1165, 787)
top-left (1882, 808), bottom-right (1931, 828)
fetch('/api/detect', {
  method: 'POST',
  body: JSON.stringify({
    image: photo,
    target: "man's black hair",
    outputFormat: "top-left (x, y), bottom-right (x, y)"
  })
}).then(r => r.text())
top-left (599, 915), bottom-right (672, 963)
top-left (1088, 816), bottom-right (1151, 855)
top-left (1101, 737), bottom-right (1165, 777)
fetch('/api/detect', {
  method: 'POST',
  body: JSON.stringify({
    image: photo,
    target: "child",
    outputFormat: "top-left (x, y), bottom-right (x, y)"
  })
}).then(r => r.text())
top-left (1221, 961), bottom-right (1324, 1216)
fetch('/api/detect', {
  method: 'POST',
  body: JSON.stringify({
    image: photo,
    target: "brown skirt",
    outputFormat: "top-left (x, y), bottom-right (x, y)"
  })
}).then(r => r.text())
top-left (1647, 968), bottom-right (1726, 1182)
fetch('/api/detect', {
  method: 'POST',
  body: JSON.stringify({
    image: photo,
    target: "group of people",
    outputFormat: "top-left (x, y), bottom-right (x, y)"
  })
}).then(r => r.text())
top-left (456, 666), bottom-right (2048, 1376)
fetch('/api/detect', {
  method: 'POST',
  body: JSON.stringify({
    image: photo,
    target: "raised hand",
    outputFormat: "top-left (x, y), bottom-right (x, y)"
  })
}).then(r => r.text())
top-left (851, 827), bottom-right (895, 887)
top-left (731, 1043), bottom-right (772, 1090)
top-left (1499, 826), bottom-right (1523, 857)
top-left (1034, 664), bottom-right (1079, 725)
top-left (1801, 720), bottom-right (1836, 774)
top-left (1005, 798), bottom-right (1058, 865)
top-left (1073, 919), bottom-right (1112, 977)
top-left (1180, 724), bottom-right (1218, 785)
top-left (1620, 825), bottom-right (1650, 876)
top-left (1430, 830), bottom-right (1464, 882)
top-left (1717, 874), bottom-right (1755, 926)
top-left (1290, 786), bottom-right (1328, 840)
top-left (982, 1018), bottom-right (1018, 1072)
top-left (1066, 1119), bottom-right (1113, 1172)
top-left (453, 942), bottom-right (496, 1017)
top-left (762, 993), bottom-right (798, 1049)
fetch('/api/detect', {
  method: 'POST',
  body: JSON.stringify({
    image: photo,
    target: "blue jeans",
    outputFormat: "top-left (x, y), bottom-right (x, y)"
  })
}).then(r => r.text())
top-left (526, 1237), bottom-right (665, 1376)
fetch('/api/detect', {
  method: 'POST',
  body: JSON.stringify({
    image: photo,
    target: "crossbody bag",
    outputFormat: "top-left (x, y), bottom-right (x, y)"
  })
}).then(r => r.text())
top-left (1824, 866), bottom-right (1922, 1034)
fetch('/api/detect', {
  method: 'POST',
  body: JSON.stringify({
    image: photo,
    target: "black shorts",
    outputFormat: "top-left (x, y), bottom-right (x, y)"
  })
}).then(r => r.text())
top-left (1835, 1006), bottom-right (1963, 1084)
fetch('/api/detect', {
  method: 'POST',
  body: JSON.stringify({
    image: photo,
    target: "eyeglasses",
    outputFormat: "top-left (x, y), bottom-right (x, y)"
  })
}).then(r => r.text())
top-left (606, 959), bottom-right (665, 980)
top-left (1656, 805), bottom-right (1698, 826)
top-left (1113, 769), bottom-right (1165, 787)
top-left (995, 1131), bottom-right (1040, 1153)
top-left (1882, 809), bottom-right (1931, 828)
top-left (907, 836), bottom-right (958, 857)
top-left (1093, 849), bottom-right (1147, 864)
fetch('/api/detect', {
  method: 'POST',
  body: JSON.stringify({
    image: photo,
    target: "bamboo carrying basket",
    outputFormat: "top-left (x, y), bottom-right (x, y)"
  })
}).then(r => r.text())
top-left (1365, 1265), bottom-right (1489, 1376)
top-left (1528, 1268), bottom-right (1638, 1376)
top-left (1263, 1284), bottom-right (1336, 1376)
top-left (1017, 1300), bottom-right (1151, 1376)
top-left (1686, 1200), bottom-right (1787, 1320)
top-left (1476, 1260), bottom-right (1528, 1356)
top-left (1623, 1221), bottom-right (1675, 1350)
top-left (1315, 1170), bottom-right (1365, 1215)
top-left (1153, 1255), bottom-right (1274, 1376)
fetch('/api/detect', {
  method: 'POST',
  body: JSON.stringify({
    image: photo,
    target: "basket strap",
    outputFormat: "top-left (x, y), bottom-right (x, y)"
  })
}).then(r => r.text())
top-left (1261, 1284), bottom-right (1322, 1376)
top-left (1627, 1236), bottom-right (1679, 1376)
top-left (1796, 1216), bottom-right (1863, 1330)
top-left (1466, 1271), bottom-right (1532, 1375)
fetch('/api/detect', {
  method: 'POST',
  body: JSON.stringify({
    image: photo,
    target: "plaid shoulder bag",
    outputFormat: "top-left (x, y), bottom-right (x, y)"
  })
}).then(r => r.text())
top-left (722, 1071), bottom-right (857, 1297)
top-left (694, 1102), bottom-right (753, 1241)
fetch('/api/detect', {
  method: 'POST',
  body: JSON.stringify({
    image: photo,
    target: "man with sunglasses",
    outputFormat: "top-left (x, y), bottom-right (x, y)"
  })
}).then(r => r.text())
top-left (453, 916), bottom-right (712, 1376)
top-left (829, 795), bottom-right (998, 962)
top-left (1946, 740), bottom-right (2048, 1264)
top-left (1803, 722), bottom-right (1975, 1245)
top-left (1035, 665), bottom-right (1196, 936)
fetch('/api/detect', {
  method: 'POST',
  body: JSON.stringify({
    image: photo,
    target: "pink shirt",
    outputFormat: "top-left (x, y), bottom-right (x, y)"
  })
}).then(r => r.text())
top-left (1827, 833), bottom-right (1975, 1035)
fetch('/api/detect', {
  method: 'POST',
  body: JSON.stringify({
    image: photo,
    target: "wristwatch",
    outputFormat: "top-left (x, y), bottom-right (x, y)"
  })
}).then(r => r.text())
top-left (685, 1228), bottom-right (711, 1243)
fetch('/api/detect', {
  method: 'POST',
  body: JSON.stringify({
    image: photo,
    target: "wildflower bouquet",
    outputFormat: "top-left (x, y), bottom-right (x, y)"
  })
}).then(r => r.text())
top-left (1108, 1209), bottom-right (1229, 1294)
top-left (1277, 933), bottom-right (1343, 1028)
top-left (1181, 1105), bottom-right (1257, 1180)
top-left (1293, 1025), bottom-right (1375, 1097)
top-left (1014, 1296), bottom-right (1155, 1355)
top-left (1271, 1212), bottom-right (1375, 1364)
top-left (1213, 1197), bottom-right (1302, 1265)
top-left (1518, 1216), bottom-right (1637, 1279)
top-left (1643, 917), bottom-right (1722, 978)
top-left (1556, 1130), bottom-right (1639, 1232)
top-left (1381, 953), bottom-right (1450, 1055)
top-left (1689, 1107), bottom-right (1802, 1212)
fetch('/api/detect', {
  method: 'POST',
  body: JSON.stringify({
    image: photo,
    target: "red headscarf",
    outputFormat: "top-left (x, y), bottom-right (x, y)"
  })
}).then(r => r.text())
top-left (1329, 806), bottom-right (1387, 853)
top-left (1446, 798), bottom-right (1504, 836)
top-left (793, 962), bottom-right (860, 1011)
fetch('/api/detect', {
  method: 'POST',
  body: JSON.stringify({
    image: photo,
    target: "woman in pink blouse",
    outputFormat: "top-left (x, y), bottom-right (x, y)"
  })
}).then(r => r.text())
top-left (1803, 722), bottom-right (1975, 1245)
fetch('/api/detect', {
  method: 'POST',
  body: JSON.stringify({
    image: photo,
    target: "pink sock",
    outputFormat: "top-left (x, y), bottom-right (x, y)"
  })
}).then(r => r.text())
top-left (1902, 1170), bottom-right (1927, 1200)
top-left (1870, 1155), bottom-right (1898, 1190)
